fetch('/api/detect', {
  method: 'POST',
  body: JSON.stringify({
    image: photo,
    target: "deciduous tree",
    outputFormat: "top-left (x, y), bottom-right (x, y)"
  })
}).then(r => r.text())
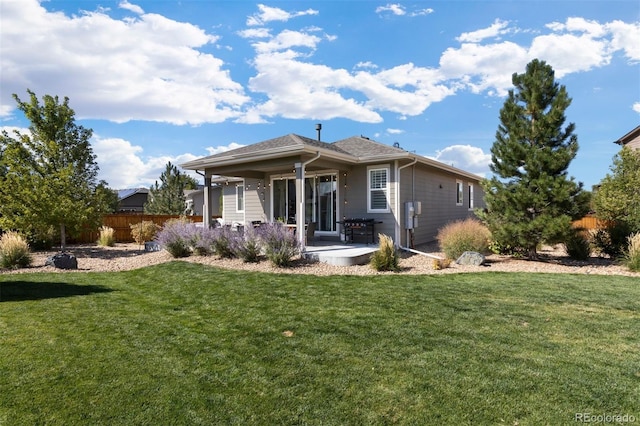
top-left (593, 146), bottom-right (640, 232)
top-left (0, 90), bottom-right (109, 249)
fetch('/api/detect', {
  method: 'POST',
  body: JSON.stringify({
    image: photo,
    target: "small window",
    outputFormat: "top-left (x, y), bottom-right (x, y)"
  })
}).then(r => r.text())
top-left (236, 184), bottom-right (244, 212)
top-left (456, 180), bottom-right (463, 206)
top-left (468, 183), bottom-right (474, 210)
top-left (368, 166), bottom-right (390, 212)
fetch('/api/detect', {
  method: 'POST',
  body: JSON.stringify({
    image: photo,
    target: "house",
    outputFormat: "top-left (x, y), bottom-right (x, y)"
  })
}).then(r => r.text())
top-left (184, 185), bottom-right (223, 217)
top-left (181, 130), bottom-right (486, 249)
top-left (117, 188), bottom-right (149, 212)
top-left (614, 125), bottom-right (640, 150)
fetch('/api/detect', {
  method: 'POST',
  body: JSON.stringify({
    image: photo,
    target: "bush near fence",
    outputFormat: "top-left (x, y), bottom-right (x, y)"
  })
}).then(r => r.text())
top-left (74, 214), bottom-right (205, 244)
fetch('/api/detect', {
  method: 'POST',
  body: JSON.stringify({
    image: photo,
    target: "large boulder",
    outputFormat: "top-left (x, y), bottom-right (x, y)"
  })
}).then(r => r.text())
top-left (456, 251), bottom-right (485, 266)
top-left (45, 253), bottom-right (78, 270)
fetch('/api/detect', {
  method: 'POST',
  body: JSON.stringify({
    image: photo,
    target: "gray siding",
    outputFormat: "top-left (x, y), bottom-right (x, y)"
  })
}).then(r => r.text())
top-left (222, 178), bottom-right (267, 225)
top-left (342, 163), bottom-right (397, 240)
top-left (244, 177), bottom-right (267, 223)
top-left (222, 182), bottom-right (244, 224)
top-left (398, 165), bottom-right (486, 246)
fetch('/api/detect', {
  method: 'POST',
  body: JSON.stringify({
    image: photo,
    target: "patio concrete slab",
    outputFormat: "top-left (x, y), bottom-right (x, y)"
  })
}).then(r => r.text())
top-left (303, 243), bottom-right (378, 266)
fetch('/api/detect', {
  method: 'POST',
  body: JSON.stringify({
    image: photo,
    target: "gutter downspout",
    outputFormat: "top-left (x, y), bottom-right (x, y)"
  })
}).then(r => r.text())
top-left (395, 158), bottom-right (417, 248)
top-left (297, 152), bottom-right (321, 251)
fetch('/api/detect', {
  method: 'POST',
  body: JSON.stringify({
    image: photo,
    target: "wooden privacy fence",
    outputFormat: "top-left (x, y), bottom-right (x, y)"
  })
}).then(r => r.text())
top-left (75, 214), bottom-right (203, 244)
top-left (572, 215), bottom-right (609, 231)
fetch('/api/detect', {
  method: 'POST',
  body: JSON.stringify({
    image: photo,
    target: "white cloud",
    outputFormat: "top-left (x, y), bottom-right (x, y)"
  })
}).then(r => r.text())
top-left (118, 0), bottom-right (144, 15)
top-left (376, 4), bottom-right (406, 16)
top-left (411, 8), bottom-right (434, 17)
top-left (2, 1), bottom-right (637, 128)
top-left (439, 41), bottom-right (528, 96)
top-left (355, 61), bottom-right (378, 70)
top-left (205, 143), bottom-right (246, 155)
top-left (0, 0), bottom-right (248, 124)
top-left (0, 126), bottom-right (203, 188)
top-left (252, 29), bottom-right (322, 54)
top-left (0, 126), bottom-right (29, 137)
top-left (633, 102), bottom-right (640, 114)
top-left (247, 4), bottom-right (318, 27)
top-left (546, 17), bottom-right (607, 37)
top-left (387, 128), bottom-right (404, 135)
top-left (438, 17), bottom-right (639, 98)
top-left (529, 32), bottom-right (610, 77)
top-left (92, 135), bottom-right (201, 188)
top-left (428, 145), bottom-right (492, 177)
top-left (238, 28), bottom-right (271, 39)
top-left (457, 19), bottom-right (511, 43)
top-left (241, 10), bottom-right (636, 123)
top-left (606, 20), bottom-right (640, 61)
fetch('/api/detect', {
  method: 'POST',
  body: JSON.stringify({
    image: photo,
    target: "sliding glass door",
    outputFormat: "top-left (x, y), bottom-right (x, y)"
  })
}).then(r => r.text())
top-left (272, 174), bottom-right (337, 233)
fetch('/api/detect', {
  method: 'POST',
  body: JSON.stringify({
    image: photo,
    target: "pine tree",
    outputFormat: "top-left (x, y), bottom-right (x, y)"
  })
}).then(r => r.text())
top-left (144, 162), bottom-right (198, 215)
top-left (0, 90), bottom-right (109, 250)
top-left (478, 59), bottom-right (589, 259)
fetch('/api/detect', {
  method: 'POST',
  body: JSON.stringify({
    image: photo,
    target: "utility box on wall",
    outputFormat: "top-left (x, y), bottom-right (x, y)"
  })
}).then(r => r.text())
top-left (405, 201), bottom-right (422, 229)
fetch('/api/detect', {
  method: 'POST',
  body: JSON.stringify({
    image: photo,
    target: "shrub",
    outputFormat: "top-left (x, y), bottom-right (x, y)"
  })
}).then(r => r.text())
top-left (488, 240), bottom-right (525, 257)
top-left (260, 223), bottom-right (300, 267)
top-left (432, 257), bottom-right (451, 270)
top-left (97, 226), bottom-right (116, 247)
top-left (191, 226), bottom-right (217, 256)
top-left (437, 219), bottom-right (491, 260)
top-left (590, 222), bottom-right (631, 259)
top-left (27, 226), bottom-right (56, 251)
top-left (130, 221), bottom-right (160, 245)
top-left (234, 225), bottom-right (262, 263)
top-left (155, 219), bottom-right (196, 258)
top-left (624, 232), bottom-right (640, 272)
top-left (0, 231), bottom-right (32, 269)
top-left (563, 227), bottom-right (591, 261)
top-left (370, 234), bottom-right (400, 272)
top-left (211, 226), bottom-right (238, 259)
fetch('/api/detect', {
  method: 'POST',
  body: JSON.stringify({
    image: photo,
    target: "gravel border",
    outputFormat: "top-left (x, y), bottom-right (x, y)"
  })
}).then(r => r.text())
top-left (2, 243), bottom-right (638, 277)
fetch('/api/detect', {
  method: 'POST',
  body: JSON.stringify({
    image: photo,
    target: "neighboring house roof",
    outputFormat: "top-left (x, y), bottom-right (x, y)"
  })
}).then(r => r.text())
top-left (117, 188), bottom-right (149, 200)
top-left (182, 133), bottom-right (482, 182)
top-left (614, 125), bottom-right (640, 146)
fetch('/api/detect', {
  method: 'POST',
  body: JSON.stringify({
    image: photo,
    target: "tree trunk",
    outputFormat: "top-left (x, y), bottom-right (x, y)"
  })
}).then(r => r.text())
top-left (527, 245), bottom-right (538, 260)
top-left (60, 223), bottom-right (66, 252)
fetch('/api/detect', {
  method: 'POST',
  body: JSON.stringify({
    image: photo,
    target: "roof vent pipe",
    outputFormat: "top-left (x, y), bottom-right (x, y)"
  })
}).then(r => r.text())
top-left (315, 123), bottom-right (322, 141)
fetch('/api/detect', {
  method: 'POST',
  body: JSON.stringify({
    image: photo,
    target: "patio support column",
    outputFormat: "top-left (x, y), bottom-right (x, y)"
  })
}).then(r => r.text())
top-left (203, 175), bottom-right (213, 228)
top-left (295, 162), bottom-right (305, 249)
top-left (296, 152), bottom-right (322, 251)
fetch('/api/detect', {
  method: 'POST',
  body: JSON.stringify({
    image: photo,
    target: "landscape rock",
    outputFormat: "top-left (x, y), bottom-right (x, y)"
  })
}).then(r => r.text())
top-left (456, 251), bottom-right (485, 266)
top-left (45, 253), bottom-right (78, 270)
top-left (144, 242), bottom-right (161, 252)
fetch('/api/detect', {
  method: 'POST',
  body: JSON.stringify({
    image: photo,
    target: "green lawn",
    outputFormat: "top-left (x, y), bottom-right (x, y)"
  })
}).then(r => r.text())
top-left (1, 263), bottom-right (638, 425)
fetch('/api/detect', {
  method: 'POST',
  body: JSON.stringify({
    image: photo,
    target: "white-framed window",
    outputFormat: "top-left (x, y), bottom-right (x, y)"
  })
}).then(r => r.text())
top-left (456, 180), bottom-right (463, 206)
top-left (368, 166), bottom-right (390, 213)
top-left (468, 183), bottom-right (474, 210)
top-left (236, 184), bottom-right (244, 212)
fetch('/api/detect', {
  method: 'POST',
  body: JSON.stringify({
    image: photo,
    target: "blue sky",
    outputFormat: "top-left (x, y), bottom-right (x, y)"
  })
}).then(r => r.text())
top-left (1, 0), bottom-right (638, 190)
